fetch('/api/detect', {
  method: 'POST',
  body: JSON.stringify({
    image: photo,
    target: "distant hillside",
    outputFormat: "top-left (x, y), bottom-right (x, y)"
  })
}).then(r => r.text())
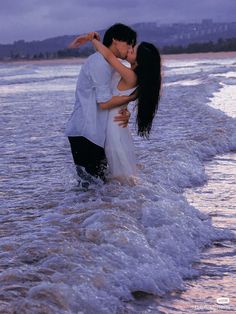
top-left (1, 20), bottom-right (236, 60)
top-left (0, 35), bottom-right (77, 59)
top-left (133, 20), bottom-right (236, 47)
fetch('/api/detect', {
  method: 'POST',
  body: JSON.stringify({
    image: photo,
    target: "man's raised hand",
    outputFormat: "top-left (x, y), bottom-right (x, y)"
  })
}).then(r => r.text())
top-left (69, 32), bottom-right (100, 49)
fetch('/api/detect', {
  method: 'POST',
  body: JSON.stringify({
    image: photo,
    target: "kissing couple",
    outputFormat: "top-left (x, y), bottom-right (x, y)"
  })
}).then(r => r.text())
top-left (65, 23), bottom-right (161, 188)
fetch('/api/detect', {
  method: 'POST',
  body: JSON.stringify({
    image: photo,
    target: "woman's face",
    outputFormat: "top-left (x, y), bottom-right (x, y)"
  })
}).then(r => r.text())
top-left (126, 44), bottom-right (138, 65)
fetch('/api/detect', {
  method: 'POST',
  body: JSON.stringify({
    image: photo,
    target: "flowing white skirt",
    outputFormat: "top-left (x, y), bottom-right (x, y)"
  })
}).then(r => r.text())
top-left (105, 106), bottom-right (137, 179)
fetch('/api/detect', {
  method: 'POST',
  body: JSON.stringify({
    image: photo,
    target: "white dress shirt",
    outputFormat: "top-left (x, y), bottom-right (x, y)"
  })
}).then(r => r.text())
top-left (65, 52), bottom-right (115, 148)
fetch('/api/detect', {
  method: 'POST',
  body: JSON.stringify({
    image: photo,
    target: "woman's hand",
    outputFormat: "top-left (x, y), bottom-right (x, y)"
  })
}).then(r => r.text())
top-left (69, 32), bottom-right (100, 49)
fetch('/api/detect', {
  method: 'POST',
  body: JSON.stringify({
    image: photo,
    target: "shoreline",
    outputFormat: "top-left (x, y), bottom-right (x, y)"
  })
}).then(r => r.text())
top-left (0, 57), bottom-right (87, 65)
top-left (1, 51), bottom-right (236, 65)
top-left (162, 50), bottom-right (236, 60)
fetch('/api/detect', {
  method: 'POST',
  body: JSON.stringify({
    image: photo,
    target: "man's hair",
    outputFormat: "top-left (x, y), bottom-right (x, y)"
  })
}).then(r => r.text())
top-left (103, 23), bottom-right (137, 47)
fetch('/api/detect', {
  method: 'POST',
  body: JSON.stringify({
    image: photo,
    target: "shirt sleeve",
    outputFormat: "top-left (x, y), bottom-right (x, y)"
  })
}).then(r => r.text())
top-left (89, 55), bottom-right (113, 103)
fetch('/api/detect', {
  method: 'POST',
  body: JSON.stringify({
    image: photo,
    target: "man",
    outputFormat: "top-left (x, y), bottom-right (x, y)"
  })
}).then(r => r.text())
top-left (65, 23), bottom-right (137, 186)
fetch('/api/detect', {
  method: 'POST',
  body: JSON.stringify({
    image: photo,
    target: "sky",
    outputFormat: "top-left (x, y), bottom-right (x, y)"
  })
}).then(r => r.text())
top-left (0, 0), bottom-right (235, 44)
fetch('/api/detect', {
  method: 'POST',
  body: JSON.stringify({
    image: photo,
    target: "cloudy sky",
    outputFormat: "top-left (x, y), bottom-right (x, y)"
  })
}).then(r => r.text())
top-left (0, 0), bottom-right (235, 44)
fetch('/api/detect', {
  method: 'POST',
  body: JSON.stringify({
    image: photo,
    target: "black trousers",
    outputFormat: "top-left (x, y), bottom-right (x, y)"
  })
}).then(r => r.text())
top-left (68, 136), bottom-right (107, 181)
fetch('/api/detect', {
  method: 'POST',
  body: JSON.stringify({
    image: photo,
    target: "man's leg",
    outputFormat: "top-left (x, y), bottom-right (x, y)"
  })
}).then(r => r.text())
top-left (68, 136), bottom-right (107, 182)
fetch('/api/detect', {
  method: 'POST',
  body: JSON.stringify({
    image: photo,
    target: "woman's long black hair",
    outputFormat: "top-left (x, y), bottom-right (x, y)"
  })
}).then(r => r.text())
top-left (134, 42), bottom-right (161, 138)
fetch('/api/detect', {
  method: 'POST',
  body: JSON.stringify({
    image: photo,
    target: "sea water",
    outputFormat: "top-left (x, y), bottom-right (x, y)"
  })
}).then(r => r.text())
top-left (0, 52), bottom-right (235, 313)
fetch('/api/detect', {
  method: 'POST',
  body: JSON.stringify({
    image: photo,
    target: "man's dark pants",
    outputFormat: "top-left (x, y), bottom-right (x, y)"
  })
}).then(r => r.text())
top-left (68, 136), bottom-right (107, 183)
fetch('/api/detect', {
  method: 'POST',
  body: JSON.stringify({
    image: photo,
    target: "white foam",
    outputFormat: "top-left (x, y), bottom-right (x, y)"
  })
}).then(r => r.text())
top-left (1, 55), bottom-right (236, 313)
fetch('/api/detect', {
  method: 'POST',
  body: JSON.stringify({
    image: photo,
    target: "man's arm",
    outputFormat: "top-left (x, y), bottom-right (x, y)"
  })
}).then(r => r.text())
top-left (99, 89), bottom-right (137, 127)
top-left (90, 55), bottom-right (136, 126)
top-left (98, 93), bottom-right (136, 110)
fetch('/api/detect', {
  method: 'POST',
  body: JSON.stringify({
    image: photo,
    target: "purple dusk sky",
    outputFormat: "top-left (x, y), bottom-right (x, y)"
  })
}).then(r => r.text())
top-left (0, 0), bottom-right (235, 44)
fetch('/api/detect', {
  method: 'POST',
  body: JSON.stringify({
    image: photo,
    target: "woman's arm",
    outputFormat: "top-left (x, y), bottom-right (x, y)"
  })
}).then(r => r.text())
top-left (91, 38), bottom-right (136, 86)
top-left (69, 32), bottom-right (136, 85)
top-left (69, 33), bottom-right (138, 109)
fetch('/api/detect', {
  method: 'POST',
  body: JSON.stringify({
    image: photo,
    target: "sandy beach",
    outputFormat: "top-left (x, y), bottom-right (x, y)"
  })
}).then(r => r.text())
top-left (1, 51), bottom-right (235, 66)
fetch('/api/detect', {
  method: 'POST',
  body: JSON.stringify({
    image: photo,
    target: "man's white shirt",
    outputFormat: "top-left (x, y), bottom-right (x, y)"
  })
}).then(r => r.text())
top-left (65, 52), bottom-right (115, 148)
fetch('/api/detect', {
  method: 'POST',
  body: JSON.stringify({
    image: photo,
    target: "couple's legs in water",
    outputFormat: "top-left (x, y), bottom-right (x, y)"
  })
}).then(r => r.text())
top-left (68, 136), bottom-right (107, 188)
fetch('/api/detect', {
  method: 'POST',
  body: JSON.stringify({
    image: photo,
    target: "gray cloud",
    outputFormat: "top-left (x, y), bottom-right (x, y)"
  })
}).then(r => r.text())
top-left (0, 0), bottom-right (235, 44)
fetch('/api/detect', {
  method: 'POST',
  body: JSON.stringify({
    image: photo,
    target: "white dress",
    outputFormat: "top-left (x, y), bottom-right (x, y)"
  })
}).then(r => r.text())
top-left (105, 73), bottom-right (137, 179)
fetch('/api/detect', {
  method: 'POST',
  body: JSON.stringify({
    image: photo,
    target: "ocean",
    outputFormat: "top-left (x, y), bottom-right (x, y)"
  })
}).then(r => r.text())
top-left (0, 52), bottom-right (235, 313)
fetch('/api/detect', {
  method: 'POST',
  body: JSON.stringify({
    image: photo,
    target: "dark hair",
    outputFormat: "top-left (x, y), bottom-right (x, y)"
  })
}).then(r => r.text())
top-left (103, 23), bottom-right (137, 47)
top-left (134, 42), bottom-right (162, 138)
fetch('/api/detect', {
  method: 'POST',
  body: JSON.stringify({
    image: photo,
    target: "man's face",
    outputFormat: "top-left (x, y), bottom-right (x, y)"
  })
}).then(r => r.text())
top-left (113, 40), bottom-right (132, 59)
top-left (126, 44), bottom-right (138, 65)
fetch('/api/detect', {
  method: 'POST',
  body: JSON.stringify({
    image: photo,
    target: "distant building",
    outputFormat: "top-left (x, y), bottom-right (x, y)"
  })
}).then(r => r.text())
top-left (1, 20), bottom-right (236, 60)
top-left (201, 19), bottom-right (213, 26)
top-left (168, 20), bottom-right (232, 44)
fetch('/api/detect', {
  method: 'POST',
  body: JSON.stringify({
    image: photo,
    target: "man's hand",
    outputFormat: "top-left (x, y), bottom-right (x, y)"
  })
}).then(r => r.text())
top-left (113, 108), bottom-right (131, 128)
top-left (69, 32), bottom-right (100, 49)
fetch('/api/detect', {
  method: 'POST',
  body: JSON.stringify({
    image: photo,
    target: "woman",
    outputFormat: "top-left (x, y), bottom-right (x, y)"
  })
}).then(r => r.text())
top-left (69, 32), bottom-right (161, 183)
